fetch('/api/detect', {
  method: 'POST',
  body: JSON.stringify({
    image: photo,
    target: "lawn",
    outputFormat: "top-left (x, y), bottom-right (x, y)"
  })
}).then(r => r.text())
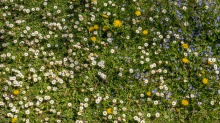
top-left (0, 0), bottom-right (220, 123)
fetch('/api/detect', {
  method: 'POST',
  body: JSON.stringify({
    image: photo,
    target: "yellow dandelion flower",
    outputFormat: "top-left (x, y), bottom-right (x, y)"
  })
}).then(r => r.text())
top-left (201, 71), bottom-right (205, 74)
top-left (182, 99), bottom-right (188, 106)
top-left (13, 90), bottom-right (19, 95)
top-left (102, 26), bottom-right (108, 31)
top-left (143, 30), bottom-right (148, 35)
top-left (202, 78), bottom-right (208, 84)
top-left (94, 25), bottom-right (98, 29)
top-left (113, 20), bottom-right (123, 27)
top-left (11, 118), bottom-right (18, 123)
top-left (147, 92), bottom-right (151, 96)
top-left (102, 14), bottom-right (109, 18)
top-left (182, 44), bottom-right (188, 49)
top-left (107, 108), bottom-right (112, 114)
top-left (89, 27), bottom-right (94, 32)
top-left (135, 11), bottom-right (141, 16)
top-left (91, 37), bottom-right (96, 41)
top-left (182, 58), bottom-right (189, 63)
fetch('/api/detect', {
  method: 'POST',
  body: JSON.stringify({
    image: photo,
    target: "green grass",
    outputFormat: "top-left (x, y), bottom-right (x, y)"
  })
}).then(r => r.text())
top-left (0, 0), bottom-right (220, 123)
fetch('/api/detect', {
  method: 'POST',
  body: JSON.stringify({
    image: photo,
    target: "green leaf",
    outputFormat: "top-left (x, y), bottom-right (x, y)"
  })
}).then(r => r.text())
top-left (164, 114), bottom-right (169, 119)
top-left (180, 119), bottom-right (185, 122)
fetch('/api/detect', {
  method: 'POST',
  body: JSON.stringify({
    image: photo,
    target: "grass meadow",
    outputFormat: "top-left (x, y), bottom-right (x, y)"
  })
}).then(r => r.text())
top-left (1, 0), bottom-right (220, 122)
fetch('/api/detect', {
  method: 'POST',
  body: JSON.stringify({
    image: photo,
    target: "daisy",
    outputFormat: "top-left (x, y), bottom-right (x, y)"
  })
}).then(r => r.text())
top-left (25, 110), bottom-right (30, 114)
top-left (57, 10), bottom-right (61, 13)
top-left (106, 12), bottom-right (111, 16)
top-left (160, 93), bottom-right (164, 97)
top-left (172, 101), bottom-right (176, 106)
top-left (155, 113), bottom-right (160, 118)
top-left (163, 69), bottom-right (167, 73)
top-left (53, 87), bottom-right (57, 91)
top-left (146, 58), bottom-right (150, 62)
top-left (7, 53), bottom-right (11, 57)
top-left (154, 101), bottom-right (158, 105)
top-left (108, 115), bottom-right (112, 119)
top-left (26, 26), bottom-right (30, 30)
top-left (113, 111), bottom-right (117, 115)
top-left (49, 100), bottom-right (54, 104)
top-left (24, 53), bottom-right (28, 56)
top-left (110, 49), bottom-right (115, 53)
top-left (134, 116), bottom-right (138, 120)
top-left (183, 6), bottom-right (187, 11)
top-left (129, 68), bottom-right (133, 73)
top-left (147, 113), bottom-right (151, 117)
top-left (69, 5), bottom-right (73, 9)
top-left (103, 111), bottom-right (107, 116)
top-left (144, 79), bottom-right (148, 84)
top-left (176, 34), bottom-right (180, 39)
top-left (184, 21), bottom-right (189, 26)
top-left (84, 103), bottom-right (88, 107)
top-left (43, 2), bottom-right (47, 5)
top-left (36, 7), bottom-right (40, 11)
top-left (78, 112), bottom-right (82, 115)
top-left (2, 13), bottom-right (6, 17)
top-left (162, 9), bottom-right (166, 13)
top-left (95, 99), bottom-right (100, 104)
top-left (212, 58), bottom-right (216, 62)
top-left (92, 61), bottom-right (97, 66)
top-left (98, 96), bottom-right (102, 100)
top-left (126, 35), bottom-right (130, 39)
top-left (138, 27), bottom-right (142, 30)
top-left (118, 72), bottom-right (122, 77)
top-left (113, 99), bottom-right (117, 103)
top-left (79, 106), bottom-right (83, 111)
